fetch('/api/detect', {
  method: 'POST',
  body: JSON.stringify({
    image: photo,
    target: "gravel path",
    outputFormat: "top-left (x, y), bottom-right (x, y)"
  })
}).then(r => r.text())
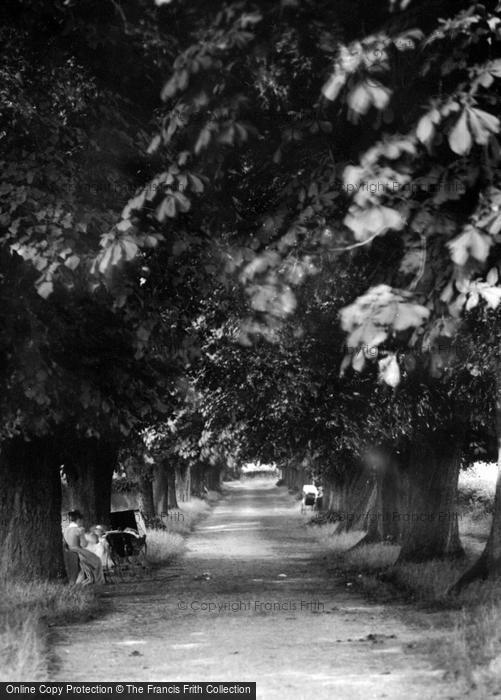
top-left (51, 480), bottom-right (464, 699)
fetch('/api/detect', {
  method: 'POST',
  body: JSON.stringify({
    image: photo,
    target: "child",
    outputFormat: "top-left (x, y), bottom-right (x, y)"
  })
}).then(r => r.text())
top-left (84, 531), bottom-right (101, 554)
top-left (88, 526), bottom-right (113, 570)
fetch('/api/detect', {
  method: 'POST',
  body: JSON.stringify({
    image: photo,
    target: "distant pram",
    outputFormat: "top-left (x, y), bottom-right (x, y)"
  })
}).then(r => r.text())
top-left (301, 484), bottom-right (318, 513)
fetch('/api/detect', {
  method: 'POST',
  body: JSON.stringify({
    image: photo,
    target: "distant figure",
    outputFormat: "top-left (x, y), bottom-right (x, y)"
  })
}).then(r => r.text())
top-left (64, 510), bottom-right (104, 585)
top-left (301, 484), bottom-right (318, 513)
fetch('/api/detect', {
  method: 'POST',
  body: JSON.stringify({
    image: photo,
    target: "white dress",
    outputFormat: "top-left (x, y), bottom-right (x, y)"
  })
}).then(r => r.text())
top-left (86, 539), bottom-right (113, 570)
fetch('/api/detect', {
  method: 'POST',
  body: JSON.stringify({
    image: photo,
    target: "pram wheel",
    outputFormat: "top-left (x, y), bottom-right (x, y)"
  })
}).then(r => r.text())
top-left (103, 530), bottom-right (150, 582)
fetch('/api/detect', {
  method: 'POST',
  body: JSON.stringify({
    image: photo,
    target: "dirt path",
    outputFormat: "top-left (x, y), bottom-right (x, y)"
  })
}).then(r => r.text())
top-left (52, 480), bottom-right (464, 699)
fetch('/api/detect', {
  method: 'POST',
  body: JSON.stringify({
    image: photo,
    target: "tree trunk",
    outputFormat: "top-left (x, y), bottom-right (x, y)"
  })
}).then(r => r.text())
top-left (137, 474), bottom-right (155, 522)
top-left (175, 463), bottom-right (191, 502)
top-left (321, 479), bottom-right (336, 512)
top-left (183, 464), bottom-right (191, 501)
top-left (64, 437), bottom-right (118, 528)
top-left (295, 463), bottom-right (308, 491)
top-left (206, 465), bottom-right (222, 491)
top-left (0, 435), bottom-right (66, 582)
top-left (284, 465), bottom-right (295, 490)
top-left (351, 453), bottom-right (403, 547)
top-left (167, 468), bottom-right (178, 509)
top-left (190, 463), bottom-right (206, 498)
top-left (449, 367), bottom-right (501, 593)
top-left (284, 459), bottom-right (306, 493)
top-left (382, 458), bottom-right (405, 542)
top-left (334, 469), bottom-right (374, 533)
top-left (350, 474), bottom-right (384, 546)
top-left (397, 433), bottom-right (463, 564)
top-left (152, 460), bottom-right (169, 516)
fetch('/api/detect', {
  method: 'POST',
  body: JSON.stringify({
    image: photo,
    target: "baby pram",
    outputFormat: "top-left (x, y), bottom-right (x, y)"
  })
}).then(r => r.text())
top-left (103, 529), bottom-right (151, 582)
top-left (301, 484), bottom-right (318, 513)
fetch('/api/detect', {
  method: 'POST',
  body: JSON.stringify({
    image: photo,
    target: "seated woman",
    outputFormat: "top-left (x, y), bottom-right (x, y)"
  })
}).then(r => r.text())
top-left (63, 510), bottom-right (104, 585)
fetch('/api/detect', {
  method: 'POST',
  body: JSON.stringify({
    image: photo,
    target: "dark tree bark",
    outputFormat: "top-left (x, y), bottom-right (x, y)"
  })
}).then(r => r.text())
top-left (206, 465), bottom-right (223, 491)
top-left (283, 465), bottom-right (295, 490)
top-left (350, 473), bottom-right (384, 546)
top-left (397, 432), bottom-right (463, 564)
top-left (175, 463), bottom-right (191, 502)
top-left (137, 473), bottom-right (155, 522)
top-left (190, 463), bottom-right (206, 497)
top-left (449, 367), bottom-right (501, 594)
top-left (351, 452), bottom-right (403, 548)
top-left (283, 460), bottom-right (307, 493)
top-left (0, 435), bottom-right (66, 581)
top-left (296, 464), bottom-right (308, 491)
top-left (152, 460), bottom-right (169, 516)
top-left (64, 437), bottom-right (118, 528)
top-left (333, 468), bottom-right (374, 533)
top-left (167, 467), bottom-right (178, 509)
top-left (321, 479), bottom-right (336, 512)
top-left (382, 459), bottom-right (405, 542)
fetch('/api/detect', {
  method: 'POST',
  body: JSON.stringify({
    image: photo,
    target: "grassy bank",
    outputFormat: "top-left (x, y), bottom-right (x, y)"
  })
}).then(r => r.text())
top-left (145, 494), bottom-right (217, 565)
top-left (0, 581), bottom-right (99, 681)
top-left (312, 532), bottom-right (501, 696)
top-left (307, 462), bottom-right (500, 696)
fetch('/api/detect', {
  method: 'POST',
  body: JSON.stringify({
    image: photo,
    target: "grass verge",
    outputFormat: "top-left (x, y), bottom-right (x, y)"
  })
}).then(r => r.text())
top-left (145, 494), bottom-right (219, 565)
top-left (308, 517), bottom-right (501, 696)
top-left (0, 580), bottom-right (99, 681)
top-left (304, 461), bottom-right (501, 693)
top-left (144, 530), bottom-right (185, 565)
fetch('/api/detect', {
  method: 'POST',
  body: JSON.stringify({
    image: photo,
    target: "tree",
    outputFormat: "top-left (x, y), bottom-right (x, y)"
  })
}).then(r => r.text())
top-left (319, 1), bottom-right (501, 571)
top-left (0, 435), bottom-right (66, 580)
top-left (0, 0), bottom-right (187, 580)
top-left (63, 436), bottom-right (121, 528)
